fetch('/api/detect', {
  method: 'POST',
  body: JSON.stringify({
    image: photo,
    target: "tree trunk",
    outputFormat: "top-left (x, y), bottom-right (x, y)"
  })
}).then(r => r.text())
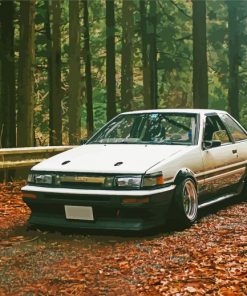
top-left (68, 0), bottom-right (82, 144)
top-left (140, 0), bottom-right (151, 109)
top-left (44, 1), bottom-right (57, 145)
top-left (227, 1), bottom-right (239, 121)
top-left (0, 2), bottom-right (2, 146)
top-left (83, 0), bottom-right (94, 137)
top-left (50, 0), bottom-right (62, 145)
top-left (17, 0), bottom-right (35, 147)
top-left (45, 0), bottom-right (62, 145)
top-left (106, 0), bottom-right (116, 121)
top-left (192, 0), bottom-right (208, 109)
top-left (121, 0), bottom-right (134, 112)
top-left (0, 0), bottom-right (16, 148)
top-left (149, 0), bottom-right (158, 109)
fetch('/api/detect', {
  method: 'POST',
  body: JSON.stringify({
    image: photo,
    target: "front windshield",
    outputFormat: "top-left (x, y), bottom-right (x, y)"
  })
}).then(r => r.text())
top-left (88, 112), bottom-right (198, 145)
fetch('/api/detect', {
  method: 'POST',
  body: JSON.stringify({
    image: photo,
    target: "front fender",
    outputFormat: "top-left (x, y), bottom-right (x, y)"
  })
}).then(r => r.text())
top-left (174, 168), bottom-right (198, 189)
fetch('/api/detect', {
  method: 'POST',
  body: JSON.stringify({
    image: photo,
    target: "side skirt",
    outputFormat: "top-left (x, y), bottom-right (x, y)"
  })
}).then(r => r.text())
top-left (198, 192), bottom-right (239, 209)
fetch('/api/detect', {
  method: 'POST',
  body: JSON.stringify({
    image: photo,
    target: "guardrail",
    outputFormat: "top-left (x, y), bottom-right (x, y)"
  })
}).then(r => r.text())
top-left (0, 146), bottom-right (73, 169)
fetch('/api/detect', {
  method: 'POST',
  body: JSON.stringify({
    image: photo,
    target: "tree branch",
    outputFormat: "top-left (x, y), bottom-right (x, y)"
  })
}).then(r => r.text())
top-left (169, 0), bottom-right (192, 19)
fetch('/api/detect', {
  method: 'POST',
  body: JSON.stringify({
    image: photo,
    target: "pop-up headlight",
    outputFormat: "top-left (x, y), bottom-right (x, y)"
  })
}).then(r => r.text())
top-left (115, 176), bottom-right (142, 189)
top-left (28, 173), bottom-right (53, 185)
top-left (35, 174), bottom-right (53, 185)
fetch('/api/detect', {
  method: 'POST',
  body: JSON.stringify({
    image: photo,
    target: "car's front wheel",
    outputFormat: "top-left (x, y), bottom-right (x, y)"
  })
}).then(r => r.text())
top-left (171, 178), bottom-right (198, 228)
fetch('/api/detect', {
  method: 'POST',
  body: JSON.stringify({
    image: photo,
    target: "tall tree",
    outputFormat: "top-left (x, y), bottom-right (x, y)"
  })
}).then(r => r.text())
top-left (192, 0), bottom-right (208, 108)
top-left (68, 0), bottom-right (82, 144)
top-left (149, 0), bottom-right (158, 109)
top-left (83, 0), bottom-right (94, 137)
top-left (227, 1), bottom-right (239, 121)
top-left (0, 0), bottom-right (15, 148)
top-left (17, 0), bottom-right (35, 147)
top-left (50, 1), bottom-right (62, 145)
top-left (121, 0), bottom-right (134, 111)
top-left (106, 0), bottom-right (116, 121)
top-left (44, 1), bottom-right (53, 138)
top-left (44, 1), bottom-right (62, 145)
top-left (140, 0), bottom-right (151, 109)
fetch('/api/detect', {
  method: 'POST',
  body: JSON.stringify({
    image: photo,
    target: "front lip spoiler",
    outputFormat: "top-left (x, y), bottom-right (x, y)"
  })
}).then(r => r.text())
top-left (22, 184), bottom-right (176, 197)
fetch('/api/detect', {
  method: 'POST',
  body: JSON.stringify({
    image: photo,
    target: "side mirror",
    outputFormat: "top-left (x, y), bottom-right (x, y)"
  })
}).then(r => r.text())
top-left (203, 140), bottom-right (221, 149)
top-left (80, 139), bottom-right (88, 145)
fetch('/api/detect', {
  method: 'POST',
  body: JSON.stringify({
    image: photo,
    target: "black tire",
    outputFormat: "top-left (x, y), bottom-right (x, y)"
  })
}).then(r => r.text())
top-left (171, 178), bottom-right (198, 228)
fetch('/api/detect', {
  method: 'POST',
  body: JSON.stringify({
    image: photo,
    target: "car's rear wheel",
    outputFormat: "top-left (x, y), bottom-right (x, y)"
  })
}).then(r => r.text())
top-left (171, 178), bottom-right (198, 228)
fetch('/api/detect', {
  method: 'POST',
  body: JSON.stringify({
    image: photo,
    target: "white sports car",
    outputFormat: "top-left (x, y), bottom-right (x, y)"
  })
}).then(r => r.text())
top-left (22, 109), bottom-right (247, 230)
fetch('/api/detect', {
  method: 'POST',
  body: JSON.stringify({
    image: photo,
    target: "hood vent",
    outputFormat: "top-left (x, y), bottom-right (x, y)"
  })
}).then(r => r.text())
top-left (61, 160), bottom-right (71, 165)
top-left (114, 162), bottom-right (123, 167)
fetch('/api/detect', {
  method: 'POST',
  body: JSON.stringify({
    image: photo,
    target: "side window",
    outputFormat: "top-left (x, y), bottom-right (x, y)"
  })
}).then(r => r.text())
top-left (220, 114), bottom-right (247, 142)
top-left (204, 115), bottom-right (231, 144)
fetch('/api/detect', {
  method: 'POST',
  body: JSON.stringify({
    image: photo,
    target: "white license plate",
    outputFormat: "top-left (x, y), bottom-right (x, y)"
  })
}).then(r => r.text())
top-left (65, 205), bottom-right (94, 221)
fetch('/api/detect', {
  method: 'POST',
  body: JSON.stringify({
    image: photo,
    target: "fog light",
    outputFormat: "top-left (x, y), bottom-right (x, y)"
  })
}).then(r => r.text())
top-left (54, 175), bottom-right (61, 185)
top-left (104, 177), bottom-right (114, 188)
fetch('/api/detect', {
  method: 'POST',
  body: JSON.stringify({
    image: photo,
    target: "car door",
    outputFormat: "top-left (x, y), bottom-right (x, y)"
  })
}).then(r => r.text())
top-left (201, 114), bottom-right (245, 195)
top-left (219, 112), bottom-right (247, 177)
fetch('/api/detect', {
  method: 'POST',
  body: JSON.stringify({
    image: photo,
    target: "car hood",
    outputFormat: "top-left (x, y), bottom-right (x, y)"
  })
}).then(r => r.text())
top-left (32, 144), bottom-right (191, 174)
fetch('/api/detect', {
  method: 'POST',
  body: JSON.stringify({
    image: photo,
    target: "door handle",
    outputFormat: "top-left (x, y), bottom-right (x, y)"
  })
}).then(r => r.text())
top-left (232, 149), bottom-right (237, 154)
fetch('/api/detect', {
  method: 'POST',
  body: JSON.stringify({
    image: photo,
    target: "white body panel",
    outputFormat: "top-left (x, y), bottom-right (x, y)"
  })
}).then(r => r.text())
top-left (146, 146), bottom-right (203, 178)
top-left (32, 144), bottom-right (192, 174)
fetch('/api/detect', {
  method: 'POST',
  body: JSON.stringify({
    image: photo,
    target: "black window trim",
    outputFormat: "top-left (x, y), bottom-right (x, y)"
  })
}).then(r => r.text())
top-left (202, 114), bottom-right (233, 149)
top-left (219, 113), bottom-right (247, 143)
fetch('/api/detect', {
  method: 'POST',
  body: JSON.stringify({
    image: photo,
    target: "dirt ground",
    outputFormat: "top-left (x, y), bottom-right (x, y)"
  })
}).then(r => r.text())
top-left (0, 182), bottom-right (246, 295)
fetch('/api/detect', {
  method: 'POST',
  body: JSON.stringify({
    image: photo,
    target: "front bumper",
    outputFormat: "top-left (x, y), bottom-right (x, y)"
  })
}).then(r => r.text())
top-left (22, 185), bottom-right (175, 231)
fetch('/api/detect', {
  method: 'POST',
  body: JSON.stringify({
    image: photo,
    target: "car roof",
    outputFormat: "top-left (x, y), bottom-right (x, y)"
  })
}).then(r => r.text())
top-left (121, 109), bottom-right (228, 116)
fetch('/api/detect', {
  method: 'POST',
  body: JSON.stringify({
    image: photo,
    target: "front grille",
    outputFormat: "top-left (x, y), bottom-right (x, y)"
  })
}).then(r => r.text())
top-left (60, 182), bottom-right (105, 190)
top-left (29, 172), bottom-right (144, 190)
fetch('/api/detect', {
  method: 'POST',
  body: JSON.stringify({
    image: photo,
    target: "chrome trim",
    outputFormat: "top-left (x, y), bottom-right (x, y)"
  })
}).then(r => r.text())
top-left (198, 193), bottom-right (238, 209)
top-left (203, 167), bottom-right (245, 183)
top-left (22, 184), bottom-right (176, 197)
top-left (195, 160), bottom-right (247, 178)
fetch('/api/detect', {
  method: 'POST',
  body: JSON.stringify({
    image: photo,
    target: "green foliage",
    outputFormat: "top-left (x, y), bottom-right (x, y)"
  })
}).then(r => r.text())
top-left (12, 0), bottom-right (247, 144)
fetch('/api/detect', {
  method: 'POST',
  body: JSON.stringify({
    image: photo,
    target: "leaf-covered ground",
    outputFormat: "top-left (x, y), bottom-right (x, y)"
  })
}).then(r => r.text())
top-left (0, 181), bottom-right (246, 295)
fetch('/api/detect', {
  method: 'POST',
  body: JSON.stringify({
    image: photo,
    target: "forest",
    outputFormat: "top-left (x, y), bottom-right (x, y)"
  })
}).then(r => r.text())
top-left (0, 0), bottom-right (247, 148)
